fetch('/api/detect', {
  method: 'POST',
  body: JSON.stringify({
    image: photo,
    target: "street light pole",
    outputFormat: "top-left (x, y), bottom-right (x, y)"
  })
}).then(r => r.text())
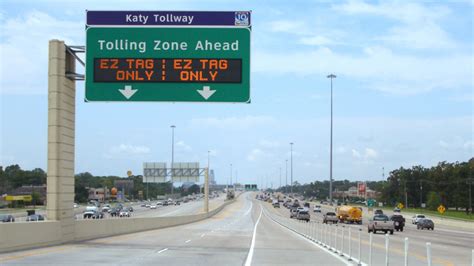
top-left (285, 159), bottom-right (288, 194)
top-left (230, 163), bottom-right (233, 187)
top-left (207, 150), bottom-right (210, 169)
top-left (279, 167), bottom-right (282, 190)
top-left (327, 74), bottom-right (336, 205)
top-left (290, 142), bottom-right (294, 194)
top-left (170, 125), bottom-right (175, 197)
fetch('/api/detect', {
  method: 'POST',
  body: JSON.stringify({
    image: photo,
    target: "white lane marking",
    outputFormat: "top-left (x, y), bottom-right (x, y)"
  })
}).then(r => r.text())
top-left (185, 239), bottom-right (191, 243)
top-left (243, 199), bottom-right (253, 216)
top-left (244, 203), bottom-right (262, 266)
top-left (201, 233), bottom-right (206, 237)
top-left (261, 207), bottom-right (356, 266)
top-left (157, 248), bottom-right (168, 254)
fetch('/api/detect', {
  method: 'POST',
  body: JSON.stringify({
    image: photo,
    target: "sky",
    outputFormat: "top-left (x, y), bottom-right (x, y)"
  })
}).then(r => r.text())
top-left (0, 0), bottom-right (472, 188)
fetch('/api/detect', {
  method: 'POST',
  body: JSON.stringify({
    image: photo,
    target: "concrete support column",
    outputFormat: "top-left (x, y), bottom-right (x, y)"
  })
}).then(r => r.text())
top-left (47, 40), bottom-right (75, 241)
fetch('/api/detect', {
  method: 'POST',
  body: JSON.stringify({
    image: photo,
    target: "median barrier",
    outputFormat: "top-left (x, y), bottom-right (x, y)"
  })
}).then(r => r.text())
top-left (0, 197), bottom-right (236, 253)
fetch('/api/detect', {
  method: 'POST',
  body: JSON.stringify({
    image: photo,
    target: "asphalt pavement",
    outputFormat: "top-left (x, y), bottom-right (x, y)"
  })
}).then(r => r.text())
top-left (0, 193), bottom-right (349, 265)
top-left (269, 199), bottom-right (474, 266)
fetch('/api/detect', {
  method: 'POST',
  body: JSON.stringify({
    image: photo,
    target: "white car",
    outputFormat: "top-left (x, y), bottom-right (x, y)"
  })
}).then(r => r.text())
top-left (412, 214), bottom-right (426, 224)
top-left (145, 204), bottom-right (151, 208)
top-left (313, 205), bottom-right (321, 213)
top-left (150, 205), bottom-right (157, 209)
top-left (119, 210), bottom-right (131, 217)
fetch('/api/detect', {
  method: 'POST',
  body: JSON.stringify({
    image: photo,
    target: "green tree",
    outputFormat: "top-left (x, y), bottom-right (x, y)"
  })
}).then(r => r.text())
top-left (427, 191), bottom-right (441, 211)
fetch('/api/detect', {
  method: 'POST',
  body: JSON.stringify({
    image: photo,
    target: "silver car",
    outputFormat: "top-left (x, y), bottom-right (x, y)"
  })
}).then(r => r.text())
top-left (368, 215), bottom-right (394, 234)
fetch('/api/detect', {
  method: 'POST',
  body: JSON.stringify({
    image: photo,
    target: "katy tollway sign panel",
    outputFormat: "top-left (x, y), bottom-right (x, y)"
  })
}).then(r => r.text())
top-left (85, 11), bottom-right (251, 103)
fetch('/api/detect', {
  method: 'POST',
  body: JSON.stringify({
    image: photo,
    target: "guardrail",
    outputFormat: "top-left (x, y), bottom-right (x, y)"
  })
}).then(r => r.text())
top-left (264, 208), bottom-right (473, 266)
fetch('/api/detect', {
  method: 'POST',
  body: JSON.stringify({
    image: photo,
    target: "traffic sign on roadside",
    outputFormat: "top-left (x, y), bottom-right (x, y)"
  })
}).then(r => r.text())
top-left (85, 11), bottom-right (251, 103)
top-left (438, 205), bottom-right (446, 214)
top-left (367, 198), bottom-right (375, 207)
top-left (397, 202), bottom-right (404, 209)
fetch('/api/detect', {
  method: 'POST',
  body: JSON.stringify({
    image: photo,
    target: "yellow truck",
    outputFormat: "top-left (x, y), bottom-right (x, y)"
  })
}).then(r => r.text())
top-left (337, 206), bottom-right (363, 224)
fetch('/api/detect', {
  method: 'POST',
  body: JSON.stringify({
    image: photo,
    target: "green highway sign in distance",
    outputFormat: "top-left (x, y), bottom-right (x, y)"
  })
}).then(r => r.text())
top-left (85, 27), bottom-right (250, 102)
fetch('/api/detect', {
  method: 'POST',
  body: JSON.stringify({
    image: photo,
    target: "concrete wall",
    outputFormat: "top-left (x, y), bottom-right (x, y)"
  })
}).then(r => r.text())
top-left (0, 221), bottom-right (63, 253)
top-left (0, 200), bottom-right (233, 253)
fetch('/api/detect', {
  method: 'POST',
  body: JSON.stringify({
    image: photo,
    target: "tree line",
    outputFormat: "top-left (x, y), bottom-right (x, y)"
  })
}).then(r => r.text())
top-left (276, 158), bottom-right (473, 212)
top-left (0, 165), bottom-right (201, 203)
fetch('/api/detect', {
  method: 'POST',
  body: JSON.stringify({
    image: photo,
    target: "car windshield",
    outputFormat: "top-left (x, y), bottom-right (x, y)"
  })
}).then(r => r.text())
top-left (374, 215), bottom-right (389, 221)
top-left (326, 212), bottom-right (335, 216)
top-left (418, 215), bottom-right (425, 218)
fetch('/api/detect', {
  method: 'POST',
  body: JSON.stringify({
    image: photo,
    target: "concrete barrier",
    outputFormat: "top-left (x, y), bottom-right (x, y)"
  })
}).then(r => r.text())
top-left (0, 221), bottom-right (63, 253)
top-left (0, 199), bottom-right (234, 253)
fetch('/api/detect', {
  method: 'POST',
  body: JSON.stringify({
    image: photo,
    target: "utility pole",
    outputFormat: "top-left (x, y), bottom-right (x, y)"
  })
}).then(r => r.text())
top-left (290, 142), bottom-right (294, 194)
top-left (404, 180), bottom-right (408, 209)
top-left (285, 159), bottom-right (288, 194)
top-left (327, 73), bottom-right (336, 205)
top-left (420, 180), bottom-right (423, 208)
top-left (279, 167), bottom-right (282, 190)
top-left (170, 125), bottom-right (176, 197)
top-left (468, 179), bottom-right (472, 215)
top-left (230, 163), bottom-right (233, 187)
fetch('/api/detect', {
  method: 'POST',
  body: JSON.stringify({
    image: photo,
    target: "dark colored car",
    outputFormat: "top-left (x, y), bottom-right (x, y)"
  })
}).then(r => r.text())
top-left (0, 214), bottom-right (15, 222)
top-left (163, 201), bottom-right (169, 206)
top-left (303, 202), bottom-right (310, 208)
top-left (84, 210), bottom-right (104, 219)
top-left (26, 214), bottom-right (45, 221)
top-left (290, 208), bottom-right (298, 218)
top-left (390, 214), bottom-right (405, 231)
top-left (417, 218), bottom-right (434, 230)
top-left (128, 206), bottom-right (134, 212)
top-left (109, 208), bottom-right (121, 217)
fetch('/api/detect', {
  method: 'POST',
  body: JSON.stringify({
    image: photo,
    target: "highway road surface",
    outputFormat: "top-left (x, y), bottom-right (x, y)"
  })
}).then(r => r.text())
top-left (0, 193), bottom-right (350, 265)
top-left (269, 199), bottom-right (474, 266)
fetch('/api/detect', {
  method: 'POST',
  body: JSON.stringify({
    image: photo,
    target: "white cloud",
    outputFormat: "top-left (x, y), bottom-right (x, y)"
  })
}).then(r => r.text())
top-left (439, 140), bottom-right (450, 148)
top-left (464, 141), bottom-right (474, 150)
top-left (352, 149), bottom-right (361, 158)
top-left (253, 46), bottom-right (471, 94)
top-left (365, 148), bottom-right (378, 159)
top-left (190, 115), bottom-right (277, 130)
top-left (0, 11), bottom-right (83, 95)
top-left (377, 22), bottom-right (456, 50)
top-left (333, 1), bottom-right (455, 50)
top-left (332, 1), bottom-right (450, 24)
top-left (352, 147), bottom-right (378, 161)
top-left (109, 144), bottom-right (150, 155)
top-left (299, 35), bottom-right (335, 46)
top-left (267, 20), bottom-right (310, 35)
top-left (247, 148), bottom-right (265, 162)
top-left (259, 139), bottom-right (280, 148)
top-left (336, 146), bottom-right (347, 154)
top-left (176, 140), bottom-right (192, 152)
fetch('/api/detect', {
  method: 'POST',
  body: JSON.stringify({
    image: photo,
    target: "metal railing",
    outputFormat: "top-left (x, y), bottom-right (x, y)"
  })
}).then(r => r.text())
top-left (263, 208), bottom-right (473, 266)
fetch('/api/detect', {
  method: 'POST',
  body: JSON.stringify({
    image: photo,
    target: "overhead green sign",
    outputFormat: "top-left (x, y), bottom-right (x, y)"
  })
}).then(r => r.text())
top-left (85, 27), bottom-right (250, 102)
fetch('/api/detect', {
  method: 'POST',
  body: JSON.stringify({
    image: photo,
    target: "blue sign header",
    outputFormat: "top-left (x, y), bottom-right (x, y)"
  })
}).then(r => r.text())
top-left (86, 11), bottom-right (251, 27)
